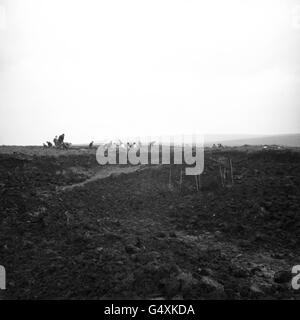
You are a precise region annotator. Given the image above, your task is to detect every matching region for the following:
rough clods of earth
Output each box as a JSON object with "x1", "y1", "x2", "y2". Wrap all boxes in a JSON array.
[{"x1": 0, "y1": 146, "x2": 299, "y2": 299}]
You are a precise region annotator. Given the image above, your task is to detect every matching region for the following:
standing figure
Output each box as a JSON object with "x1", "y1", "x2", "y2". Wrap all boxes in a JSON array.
[
  {"x1": 57, "y1": 134, "x2": 65, "y2": 147},
  {"x1": 53, "y1": 136, "x2": 58, "y2": 147}
]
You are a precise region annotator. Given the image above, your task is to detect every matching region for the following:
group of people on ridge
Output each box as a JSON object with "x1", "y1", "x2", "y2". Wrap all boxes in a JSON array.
[{"x1": 43, "y1": 134, "x2": 71, "y2": 149}]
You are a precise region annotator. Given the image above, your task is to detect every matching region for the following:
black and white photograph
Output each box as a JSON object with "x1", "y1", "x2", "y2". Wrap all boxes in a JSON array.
[{"x1": 0, "y1": 0, "x2": 300, "y2": 303}]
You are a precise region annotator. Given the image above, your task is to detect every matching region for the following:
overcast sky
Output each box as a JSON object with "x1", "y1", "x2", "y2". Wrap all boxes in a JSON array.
[{"x1": 0, "y1": 0, "x2": 300, "y2": 145}]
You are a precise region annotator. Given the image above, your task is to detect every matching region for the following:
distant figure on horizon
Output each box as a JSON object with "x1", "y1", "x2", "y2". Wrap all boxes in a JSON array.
[
  {"x1": 89, "y1": 141, "x2": 94, "y2": 148},
  {"x1": 58, "y1": 134, "x2": 65, "y2": 145},
  {"x1": 53, "y1": 136, "x2": 58, "y2": 147}
]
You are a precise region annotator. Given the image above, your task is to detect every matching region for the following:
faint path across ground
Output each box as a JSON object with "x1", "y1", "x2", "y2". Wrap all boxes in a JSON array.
[{"x1": 60, "y1": 165, "x2": 144, "y2": 191}]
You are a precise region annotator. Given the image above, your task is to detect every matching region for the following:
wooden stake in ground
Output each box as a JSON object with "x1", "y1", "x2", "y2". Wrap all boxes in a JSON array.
[
  {"x1": 198, "y1": 174, "x2": 201, "y2": 190},
  {"x1": 195, "y1": 175, "x2": 199, "y2": 191},
  {"x1": 219, "y1": 165, "x2": 224, "y2": 187},
  {"x1": 230, "y1": 158, "x2": 234, "y2": 185},
  {"x1": 179, "y1": 167, "x2": 183, "y2": 190}
]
